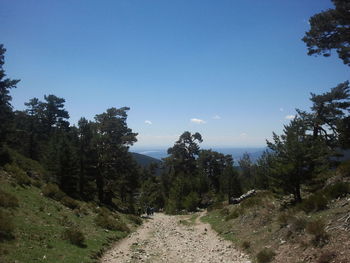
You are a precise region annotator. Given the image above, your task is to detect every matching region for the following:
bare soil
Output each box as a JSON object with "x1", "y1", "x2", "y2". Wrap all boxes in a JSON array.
[{"x1": 101, "y1": 212, "x2": 251, "y2": 263}]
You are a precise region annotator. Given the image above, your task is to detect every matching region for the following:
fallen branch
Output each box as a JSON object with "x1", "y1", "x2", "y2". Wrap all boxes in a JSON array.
[{"x1": 229, "y1": 189, "x2": 256, "y2": 205}]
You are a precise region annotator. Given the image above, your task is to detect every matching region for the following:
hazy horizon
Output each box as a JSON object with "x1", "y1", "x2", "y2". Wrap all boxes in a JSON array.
[{"x1": 131, "y1": 145, "x2": 267, "y2": 161}]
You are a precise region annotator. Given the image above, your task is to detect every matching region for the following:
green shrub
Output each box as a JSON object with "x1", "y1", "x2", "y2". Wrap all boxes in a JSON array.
[
  {"x1": 324, "y1": 182, "x2": 349, "y2": 199},
  {"x1": 219, "y1": 207, "x2": 229, "y2": 215},
  {"x1": 60, "y1": 196, "x2": 80, "y2": 209},
  {"x1": 306, "y1": 219, "x2": 329, "y2": 246},
  {"x1": 7, "y1": 148, "x2": 46, "y2": 176},
  {"x1": 58, "y1": 215, "x2": 74, "y2": 227},
  {"x1": 183, "y1": 192, "x2": 199, "y2": 212},
  {"x1": 78, "y1": 205, "x2": 89, "y2": 216},
  {"x1": 0, "y1": 210, "x2": 15, "y2": 241},
  {"x1": 127, "y1": 214, "x2": 142, "y2": 225},
  {"x1": 225, "y1": 208, "x2": 242, "y2": 221},
  {"x1": 240, "y1": 191, "x2": 273, "y2": 210},
  {"x1": 42, "y1": 183, "x2": 65, "y2": 201},
  {"x1": 165, "y1": 199, "x2": 177, "y2": 214},
  {"x1": 98, "y1": 207, "x2": 120, "y2": 219},
  {"x1": 95, "y1": 209, "x2": 129, "y2": 232},
  {"x1": 62, "y1": 227, "x2": 85, "y2": 247},
  {"x1": 240, "y1": 196, "x2": 263, "y2": 209},
  {"x1": 31, "y1": 179, "x2": 43, "y2": 188},
  {"x1": 0, "y1": 189, "x2": 19, "y2": 209},
  {"x1": 256, "y1": 248, "x2": 275, "y2": 263},
  {"x1": 4, "y1": 164, "x2": 31, "y2": 186},
  {"x1": 299, "y1": 193, "x2": 328, "y2": 213},
  {"x1": 207, "y1": 202, "x2": 223, "y2": 212}
]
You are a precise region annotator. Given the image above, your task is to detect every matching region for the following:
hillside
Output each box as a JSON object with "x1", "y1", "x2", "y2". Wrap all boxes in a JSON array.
[
  {"x1": 201, "y1": 164, "x2": 350, "y2": 263},
  {"x1": 0, "y1": 155, "x2": 142, "y2": 263},
  {"x1": 131, "y1": 152, "x2": 162, "y2": 168}
]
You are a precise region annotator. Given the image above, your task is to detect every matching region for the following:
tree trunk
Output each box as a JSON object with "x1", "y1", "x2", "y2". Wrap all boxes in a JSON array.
[
  {"x1": 96, "y1": 170, "x2": 104, "y2": 204},
  {"x1": 294, "y1": 185, "x2": 302, "y2": 203}
]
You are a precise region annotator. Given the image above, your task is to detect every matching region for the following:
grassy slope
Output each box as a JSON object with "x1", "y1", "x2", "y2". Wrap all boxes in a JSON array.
[
  {"x1": 202, "y1": 188, "x2": 350, "y2": 263},
  {"x1": 0, "y1": 171, "x2": 138, "y2": 263}
]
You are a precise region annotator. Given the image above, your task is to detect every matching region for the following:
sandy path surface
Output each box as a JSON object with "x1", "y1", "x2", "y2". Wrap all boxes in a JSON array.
[{"x1": 101, "y1": 212, "x2": 251, "y2": 263}]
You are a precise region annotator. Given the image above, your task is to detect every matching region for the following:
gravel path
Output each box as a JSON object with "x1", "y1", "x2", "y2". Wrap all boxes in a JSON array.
[{"x1": 101, "y1": 212, "x2": 251, "y2": 263}]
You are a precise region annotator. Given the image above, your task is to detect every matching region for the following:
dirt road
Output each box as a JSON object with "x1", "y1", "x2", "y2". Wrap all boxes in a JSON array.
[{"x1": 101, "y1": 212, "x2": 251, "y2": 263}]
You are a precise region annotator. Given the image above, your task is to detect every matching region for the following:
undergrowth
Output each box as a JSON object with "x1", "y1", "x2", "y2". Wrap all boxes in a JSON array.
[{"x1": 0, "y1": 173, "x2": 136, "y2": 263}]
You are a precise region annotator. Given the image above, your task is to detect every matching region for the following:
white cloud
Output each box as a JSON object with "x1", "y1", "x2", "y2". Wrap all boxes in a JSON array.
[
  {"x1": 240, "y1": 132, "x2": 247, "y2": 137},
  {"x1": 279, "y1": 108, "x2": 284, "y2": 112},
  {"x1": 190, "y1": 118, "x2": 206, "y2": 124},
  {"x1": 285, "y1": 115, "x2": 295, "y2": 120},
  {"x1": 212, "y1": 115, "x2": 221, "y2": 120},
  {"x1": 144, "y1": 120, "x2": 152, "y2": 125}
]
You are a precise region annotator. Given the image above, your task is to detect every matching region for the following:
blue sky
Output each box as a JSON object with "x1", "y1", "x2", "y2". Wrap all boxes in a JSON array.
[{"x1": 1, "y1": 0, "x2": 349, "y2": 148}]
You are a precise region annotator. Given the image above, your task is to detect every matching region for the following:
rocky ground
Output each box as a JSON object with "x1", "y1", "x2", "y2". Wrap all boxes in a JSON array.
[{"x1": 101, "y1": 212, "x2": 251, "y2": 263}]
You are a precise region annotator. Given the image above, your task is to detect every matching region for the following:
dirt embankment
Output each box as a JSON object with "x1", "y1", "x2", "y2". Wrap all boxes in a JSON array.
[{"x1": 101, "y1": 212, "x2": 250, "y2": 263}]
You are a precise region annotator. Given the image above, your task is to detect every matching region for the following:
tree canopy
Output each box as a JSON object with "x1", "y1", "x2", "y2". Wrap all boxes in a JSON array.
[
  {"x1": 0, "y1": 45, "x2": 19, "y2": 146},
  {"x1": 302, "y1": 0, "x2": 350, "y2": 66}
]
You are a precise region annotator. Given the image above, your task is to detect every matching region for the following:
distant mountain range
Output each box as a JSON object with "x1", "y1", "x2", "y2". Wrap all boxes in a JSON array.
[
  {"x1": 131, "y1": 148, "x2": 350, "y2": 169},
  {"x1": 130, "y1": 152, "x2": 162, "y2": 167},
  {"x1": 131, "y1": 147, "x2": 267, "y2": 164},
  {"x1": 130, "y1": 152, "x2": 163, "y2": 176}
]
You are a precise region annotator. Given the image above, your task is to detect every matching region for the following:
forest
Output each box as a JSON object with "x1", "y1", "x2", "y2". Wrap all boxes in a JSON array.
[
  {"x1": 1, "y1": 0, "x2": 350, "y2": 262},
  {"x1": 1, "y1": 38, "x2": 349, "y2": 213}
]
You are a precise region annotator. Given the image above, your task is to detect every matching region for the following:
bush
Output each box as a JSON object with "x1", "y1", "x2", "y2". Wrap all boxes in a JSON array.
[
  {"x1": 225, "y1": 208, "x2": 242, "y2": 221},
  {"x1": 299, "y1": 193, "x2": 328, "y2": 213},
  {"x1": 324, "y1": 182, "x2": 349, "y2": 199},
  {"x1": 7, "y1": 148, "x2": 46, "y2": 176},
  {"x1": 306, "y1": 219, "x2": 329, "y2": 246},
  {"x1": 240, "y1": 191, "x2": 273, "y2": 209},
  {"x1": 240, "y1": 196, "x2": 263, "y2": 209},
  {"x1": 277, "y1": 211, "x2": 293, "y2": 227},
  {"x1": 0, "y1": 210, "x2": 15, "y2": 241},
  {"x1": 207, "y1": 202, "x2": 224, "y2": 212},
  {"x1": 60, "y1": 196, "x2": 80, "y2": 209},
  {"x1": 165, "y1": 199, "x2": 177, "y2": 214},
  {"x1": 4, "y1": 164, "x2": 31, "y2": 186},
  {"x1": 127, "y1": 214, "x2": 142, "y2": 225},
  {"x1": 183, "y1": 192, "x2": 200, "y2": 212},
  {"x1": 0, "y1": 189, "x2": 19, "y2": 209},
  {"x1": 219, "y1": 207, "x2": 229, "y2": 216},
  {"x1": 62, "y1": 227, "x2": 85, "y2": 247},
  {"x1": 31, "y1": 179, "x2": 43, "y2": 188},
  {"x1": 42, "y1": 184, "x2": 65, "y2": 201},
  {"x1": 95, "y1": 209, "x2": 129, "y2": 232},
  {"x1": 256, "y1": 248, "x2": 275, "y2": 263},
  {"x1": 58, "y1": 215, "x2": 74, "y2": 227},
  {"x1": 289, "y1": 216, "x2": 307, "y2": 232}
]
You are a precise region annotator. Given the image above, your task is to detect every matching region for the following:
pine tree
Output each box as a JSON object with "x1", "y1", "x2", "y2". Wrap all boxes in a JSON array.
[
  {"x1": 267, "y1": 117, "x2": 328, "y2": 203},
  {"x1": 302, "y1": 0, "x2": 350, "y2": 66},
  {"x1": 0, "y1": 44, "x2": 19, "y2": 164},
  {"x1": 94, "y1": 107, "x2": 137, "y2": 205}
]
